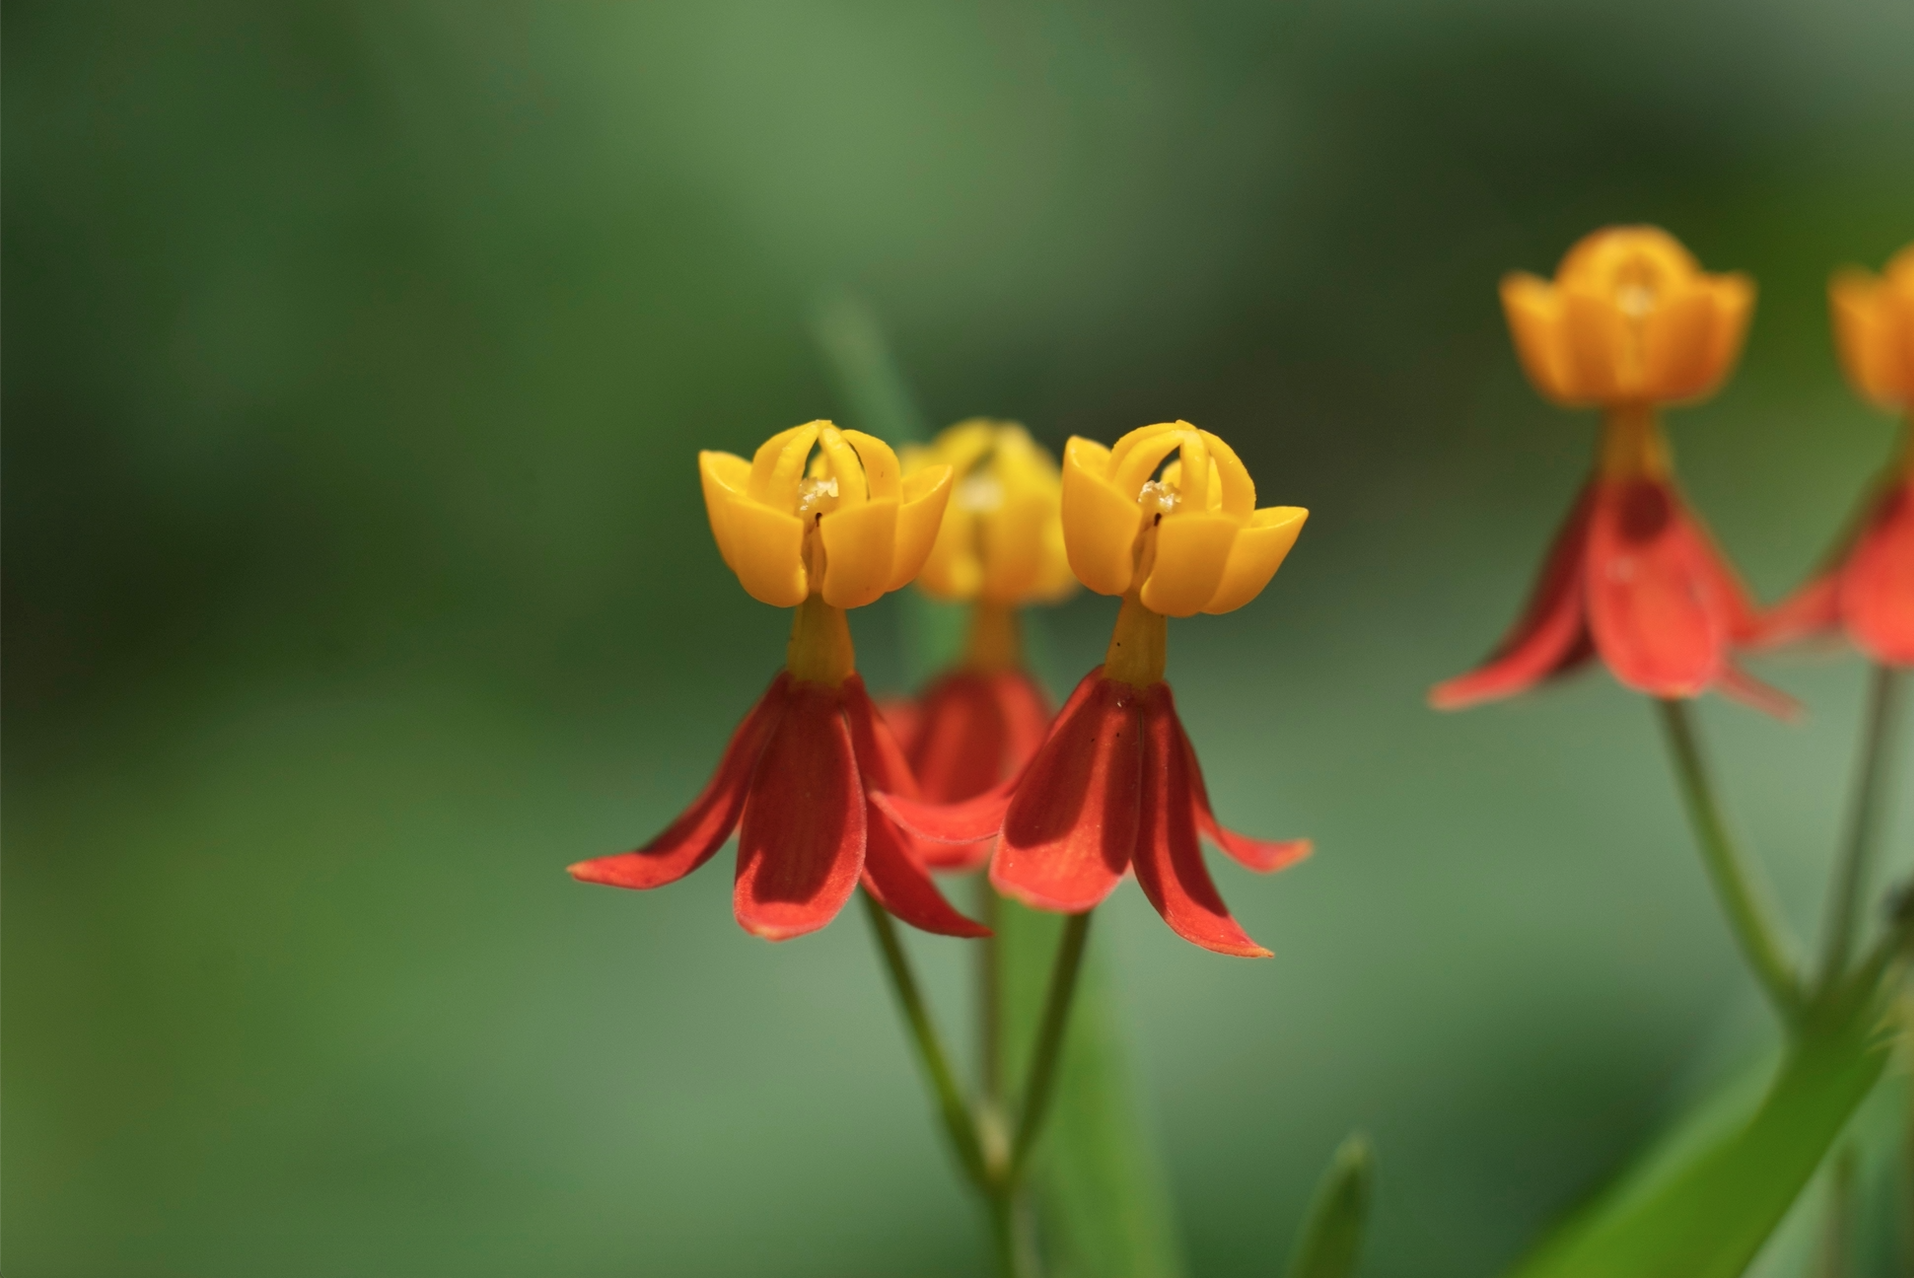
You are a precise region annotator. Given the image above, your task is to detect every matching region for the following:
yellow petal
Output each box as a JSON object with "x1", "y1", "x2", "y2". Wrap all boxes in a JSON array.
[
  {"x1": 1641, "y1": 285, "x2": 1717, "y2": 401},
  {"x1": 915, "y1": 502, "x2": 979, "y2": 600},
  {"x1": 1139, "y1": 511, "x2": 1239, "y2": 618},
  {"x1": 888, "y1": 463, "x2": 953, "y2": 592},
  {"x1": 749, "y1": 422, "x2": 822, "y2": 511},
  {"x1": 723, "y1": 491, "x2": 810, "y2": 608},
  {"x1": 1561, "y1": 290, "x2": 1628, "y2": 402},
  {"x1": 979, "y1": 480, "x2": 1051, "y2": 603},
  {"x1": 699, "y1": 450, "x2": 751, "y2": 571},
  {"x1": 820, "y1": 497, "x2": 899, "y2": 608},
  {"x1": 1061, "y1": 436, "x2": 1143, "y2": 597},
  {"x1": 1697, "y1": 273, "x2": 1754, "y2": 400},
  {"x1": 1202, "y1": 506, "x2": 1308, "y2": 615},
  {"x1": 839, "y1": 429, "x2": 901, "y2": 502},
  {"x1": 1831, "y1": 269, "x2": 1898, "y2": 407},
  {"x1": 1501, "y1": 273, "x2": 1573, "y2": 403}
]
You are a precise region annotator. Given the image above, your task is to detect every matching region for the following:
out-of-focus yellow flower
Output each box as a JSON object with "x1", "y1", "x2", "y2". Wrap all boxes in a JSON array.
[
  {"x1": 700, "y1": 421, "x2": 953, "y2": 610},
  {"x1": 1501, "y1": 226, "x2": 1754, "y2": 407},
  {"x1": 903, "y1": 419, "x2": 1075, "y2": 606},
  {"x1": 1060, "y1": 421, "x2": 1306, "y2": 619},
  {"x1": 1830, "y1": 244, "x2": 1914, "y2": 410}
]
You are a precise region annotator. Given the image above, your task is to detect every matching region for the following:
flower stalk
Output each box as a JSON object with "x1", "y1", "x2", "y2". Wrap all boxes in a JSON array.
[
  {"x1": 1817, "y1": 663, "x2": 1907, "y2": 993},
  {"x1": 1655, "y1": 698, "x2": 1805, "y2": 1024}
]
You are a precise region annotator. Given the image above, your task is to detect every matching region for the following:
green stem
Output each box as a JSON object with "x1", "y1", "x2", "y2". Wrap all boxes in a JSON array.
[
  {"x1": 1655, "y1": 699, "x2": 1805, "y2": 1025},
  {"x1": 861, "y1": 892, "x2": 989, "y2": 1187},
  {"x1": 1009, "y1": 910, "x2": 1093, "y2": 1183},
  {"x1": 1818, "y1": 664, "x2": 1906, "y2": 992}
]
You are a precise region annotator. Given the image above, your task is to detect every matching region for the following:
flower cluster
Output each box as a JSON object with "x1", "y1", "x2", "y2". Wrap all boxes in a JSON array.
[{"x1": 575, "y1": 410, "x2": 1315, "y2": 957}]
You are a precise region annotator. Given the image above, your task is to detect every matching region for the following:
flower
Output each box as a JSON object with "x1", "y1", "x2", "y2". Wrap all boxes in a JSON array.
[
  {"x1": 1754, "y1": 246, "x2": 1914, "y2": 665},
  {"x1": 906, "y1": 418, "x2": 1076, "y2": 607},
  {"x1": 887, "y1": 421, "x2": 1071, "y2": 872},
  {"x1": 1430, "y1": 226, "x2": 1790, "y2": 714},
  {"x1": 570, "y1": 421, "x2": 989, "y2": 941},
  {"x1": 879, "y1": 422, "x2": 1311, "y2": 957}
]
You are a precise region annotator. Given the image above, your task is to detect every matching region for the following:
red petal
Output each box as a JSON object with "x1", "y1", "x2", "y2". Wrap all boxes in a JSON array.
[
  {"x1": 841, "y1": 675, "x2": 990, "y2": 871},
  {"x1": 876, "y1": 696, "x2": 923, "y2": 756},
  {"x1": 1716, "y1": 663, "x2": 1802, "y2": 721},
  {"x1": 911, "y1": 673, "x2": 1011, "y2": 802},
  {"x1": 569, "y1": 676, "x2": 788, "y2": 889},
  {"x1": 901, "y1": 671, "x2": 1056, "y2": 871},
  {"x1": 1680, "y1": 512, "x2": 1764, "y2": 643},
  {"x1": 991, "y1": 672, "x2": 1054, "y2": 779},
  {"x1": 991, "y1": 672, "x2": 1142, "y2": 913},
  {"x1": 733, "y1": 684, "x2": 866, "y2": 940},
  {"x1": 1585, "y1": 478, "x2": 1726, "y2": 698},
  {"x1": 1841, "y1": 477, "x2": 1914, "y2": 666},
  {"x1": 1430, "y1": 482, "x2": 1596, "y2": 709},
  {"x1": 860, "y1": 807, "x2": 991, "y2": 938},
  {"x1": 873, "y1": 779, "x2": 1016, "y2": 845},
  {"x1": 1161, "y1": 687, "x2": 1311, "y2": 873},
  {"x1": 1751, "y1": 575, "x2": 1841, "y2": 650},
  {"x1": 1130, "y1": 686, "x2": 1271, "y2": 957},
  {"x1": 838, "y1": 675, "x2": 919, "y2": 801}
]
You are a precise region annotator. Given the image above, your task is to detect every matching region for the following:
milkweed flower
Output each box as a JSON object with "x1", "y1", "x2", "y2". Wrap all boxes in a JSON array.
[
  {"x1": 886, "y1": 421, "x2": 1073, "y2": 872},
  {"x1": 569, "y1": 420, "x2": 989, "y2": 941},
  {"x1": 1431, "y1": 225, "x2": 1789, "y2": 714},
  {"x1": 1754, "y1": 246, "x2": 1914, "y2": 665},
  {"x1": 881, "y1": 422, "x2": 1310, "y2": 957}
]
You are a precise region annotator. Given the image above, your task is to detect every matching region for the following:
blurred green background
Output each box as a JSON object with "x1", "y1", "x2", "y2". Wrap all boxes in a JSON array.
[{"x1": 6, "y1": 2, "x2": 1913, "y2": 1274}]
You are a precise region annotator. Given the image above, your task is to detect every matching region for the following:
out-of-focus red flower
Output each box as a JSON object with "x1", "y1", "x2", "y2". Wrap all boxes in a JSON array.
[
  {"x1": 900, "y1": 665, "x2": 1051, "y2": 872},
  {"x1": 1430, "y1": 226, "x2": 1790, "y2": 715},
  {"x1": 569, "y1": 421, "x2": 985, "y2": 941},
  {"x1": 1753, "y1": 247, "x2": 1914, "y2": 666},
  {"x1": 887, "y1": 420, "x2": 1077, "y2": 872},
  {"x1": 883, "y1": 421, "x2": 1311, "y2": 957}
]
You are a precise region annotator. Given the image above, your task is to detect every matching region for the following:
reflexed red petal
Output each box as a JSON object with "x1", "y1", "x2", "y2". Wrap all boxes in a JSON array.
[
  {"x1": 860, "y1": 807, "x2": 991, "y2": 938},
  {"x1": 734, "y1": 684, "x2": 866, "y2": 940},
  {"x1": 912, "y1": 673, "x2": 1009, "y2": 802},
  {"x1": 904, "y1": 671, "x2": 1056, "y2": 871},
  {"x1": 1161, "y1": 691, "x2": 1311, "y2": 873},
  {"x1": 1680, "y1": 512, "x2": 1764, "y2": 643},
  {"x1": 1841, "y1": 478, "x2": 1914, "y2": 666},
  {"x1": 992, "y1": 672, "x2": 1054, "y2": 779},
  {"x1": 839, "y1": 675, "x2": 919, "y2": 801},
  {"x1": 874, "y1": 778, "x2": 1016, "y2": 844},
  {"x1": 1130, "y1": 686, "x2": 1271, "y2": 957},
  {"x1": 992, "y1": 672, "x2": 1142, "y2": 914},
  {"x1": 1751, "y1": 575, "x2": 1841, "y2": 651},
  {"x1": 1585, "y1": 478, "x2": 1725, "y2": 698},
  {"x1": 569, "y1": 676, "x2": 788, "y2": 889},
  {"x1": 876, "y1": 696, "x2": 923, "y2": 755},
  {"x1": 1430, "y1": 482, "x2": 1597, "y2": 709},
  {"x1": 1716, "y1": 664, "x2": 1802, "y2": 721}
]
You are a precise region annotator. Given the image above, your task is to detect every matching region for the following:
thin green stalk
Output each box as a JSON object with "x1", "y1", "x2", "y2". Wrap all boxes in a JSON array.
[
  {"x1": 1818, "y1": 664, "x2": 1906, "y2": 992},
  {"x1": 861, "y1": 892, "x2": 989, "y2": 1187},
  {"x1": 979, "y1": 878, "x2": 1005, "y2": 1107},
  {"x1": 1656, "y1": 699, "x2": 1805, "y2": 1025},
  {"x1": 1008, "y1": 910, "x2": 1093, "y2": 1183}
]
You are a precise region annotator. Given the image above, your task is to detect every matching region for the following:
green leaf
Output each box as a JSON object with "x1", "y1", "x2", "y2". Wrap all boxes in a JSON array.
[
  {"x1": 1506, "y1": 999, "x2": 1896, "y2": 1278},
  {"x1": 999, "y1": 899, "x2": 1188, "y2": 1278},
  {"x1": 1283, "y1": 1135, "x2": 1374, "y2": 1278}
]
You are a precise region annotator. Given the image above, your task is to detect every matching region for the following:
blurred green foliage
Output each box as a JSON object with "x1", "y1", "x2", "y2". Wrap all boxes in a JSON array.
[{"x1": 5, "y1": 2, "x2": 1913, "y2": 1275}]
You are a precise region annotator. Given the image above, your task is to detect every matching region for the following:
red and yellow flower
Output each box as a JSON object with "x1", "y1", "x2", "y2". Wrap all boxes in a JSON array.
[
  {"x1": 1754, "y1": 246, "x2": 1914, "y2": 665},
  {"x1": 883, "y1": 421, "x2": 1074, "y2": 872},
  {"x1": 569, "y1": 421, "x2": 989, "y2": 941},
  {"x1": 1431, "y1": 226, "x2": 1788, "y2": 713},
  {"x1": 881, "y1": 422, "x2": 1311, "y2": 957}
]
